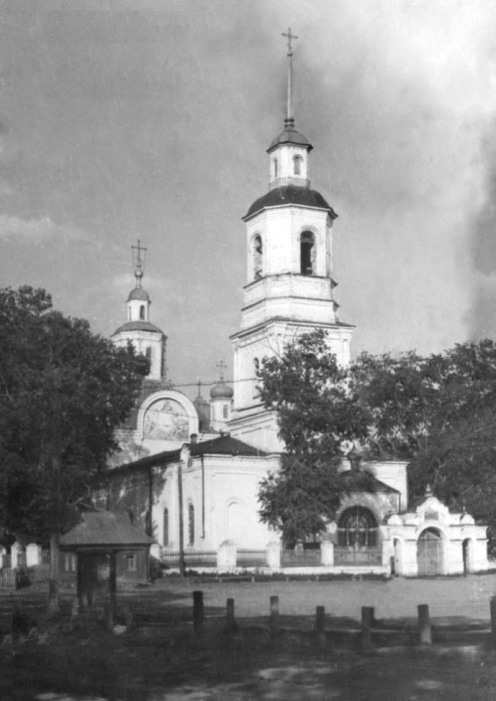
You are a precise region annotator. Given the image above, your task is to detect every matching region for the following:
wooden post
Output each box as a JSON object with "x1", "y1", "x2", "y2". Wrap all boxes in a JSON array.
[
  {"x1": 490, "y1": 596, "x2": 496, "y2": 648},
  {"x1": 193, "y1": 590, "x2": 204, "y2": 631},
  {"x1": 361, "y1": 606, "x2": 374, "y2": 652},
  {"x1": 226, "y1": 597, "x2": 237, "y2": 632},
  {"x1": 315, "y1": 605, "x2": 326, "y2": 646},
  {"x1": 107, "y1": 551, "x2": 117, "y2": 629},
  {"x1": 418, "y1": 604, "x2": 432, "y2": 645},
  {"x1": 270, "y1": 595, "x2": 279, "y2": 635},
  {"x1": 76, "y1": 553, "x2": 83, "y2": 612}
]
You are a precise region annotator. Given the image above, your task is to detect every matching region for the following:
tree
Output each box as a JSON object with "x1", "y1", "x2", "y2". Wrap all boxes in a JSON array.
[
  {"x1": 0, "y1": 286, "x2": 148, "y2": 610},
  {"x1": 257, "y1": 330, "x2": 369, "y2": 545},
  {"x1": 257, "y1": 330, "x2": 496, "y2": 545}
]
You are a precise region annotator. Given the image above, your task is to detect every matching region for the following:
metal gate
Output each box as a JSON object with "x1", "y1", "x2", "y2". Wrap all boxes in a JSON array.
[{"x1": 417, "y1": 528, "x2": 443, "y2": 576}]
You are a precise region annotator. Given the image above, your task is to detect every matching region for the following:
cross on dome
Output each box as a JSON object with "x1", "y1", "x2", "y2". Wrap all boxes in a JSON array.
[{"x1": 132, "y1": 239, "x2": 147, "y2": 289}]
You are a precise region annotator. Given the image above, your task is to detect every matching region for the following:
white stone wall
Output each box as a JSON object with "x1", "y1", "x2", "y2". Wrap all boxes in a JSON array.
[
  {"x1": 269, "y1": 144, "x2": 309, "y2": 185},
  {"x1": 153, "y1": 451, "x2": 280, "y2": 551},
  {"x1": 113, "y1": 329, "x2": 165, "y2": 382},
  {"x1": 245, "y1": 206, "x2": 332, "y2": 281},
  {"x1": 364, "y1": 461, "x2": 408, "y2": 513}
]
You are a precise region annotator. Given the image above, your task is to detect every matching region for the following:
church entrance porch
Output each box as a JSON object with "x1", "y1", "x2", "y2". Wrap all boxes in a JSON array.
[{"x1": 417, "y1": 527, "x2": 444, "y2": 576}]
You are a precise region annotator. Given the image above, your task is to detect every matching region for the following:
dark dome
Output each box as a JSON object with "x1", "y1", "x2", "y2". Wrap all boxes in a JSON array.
[
  {"x1": 244, "y1": 185, "x2": 337, "y2": 221},
  {"x1": 127, "y1": 287, "x2": 150, "y2": 302},
  {"x1": 112, "y1": 320, "x2": 164, "y2": 336},
  {"x1": 210, "y1": 382, "x2": 234, "y2": 400},
  {"x1": 267, "y1": 125, "x2": 313, "y2": 153}
]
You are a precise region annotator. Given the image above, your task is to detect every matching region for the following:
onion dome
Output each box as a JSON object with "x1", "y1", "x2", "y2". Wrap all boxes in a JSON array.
[
  {"x1": 112, "y1": 320, "x2": 163, "y2": 336},
  {"x1": 244, "y1": 185, "x2": 337, "y2": 222},
  {"x1": 210, "y1": 381, "x2": 234, "y2": 400},
  {"x1": 127, "y1": 287, "x2": 150, "y2": 302},
  {"x1": 267, "y1": 124, "x2": 312, "y2": 153}
]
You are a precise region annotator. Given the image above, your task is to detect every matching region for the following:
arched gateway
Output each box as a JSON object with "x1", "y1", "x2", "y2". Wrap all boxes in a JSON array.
[{"x1": 417, "y1": 527, "x2": 444, "y2": 576}]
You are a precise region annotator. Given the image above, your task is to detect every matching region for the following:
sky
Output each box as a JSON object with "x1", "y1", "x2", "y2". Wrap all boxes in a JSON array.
[{"x1": 1, "y1": 0, "x2": 496, "y2": 396}]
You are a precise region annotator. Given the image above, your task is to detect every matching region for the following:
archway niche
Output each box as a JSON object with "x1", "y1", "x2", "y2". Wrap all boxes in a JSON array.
[
  {"x1": 417, "y1": 527, "x2": 444, "y2": 576},
  {"x1": 300, "y1": 231, "x2": 316, "y2": 275}
]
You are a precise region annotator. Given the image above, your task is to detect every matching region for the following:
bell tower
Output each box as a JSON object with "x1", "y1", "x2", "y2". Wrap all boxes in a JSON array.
[
  {"x1": 229, "y1": 30, "x2": 354, "y2": 452},
  {"x1": 112, "y1": 240, "x2": 167, "y2": 383}
]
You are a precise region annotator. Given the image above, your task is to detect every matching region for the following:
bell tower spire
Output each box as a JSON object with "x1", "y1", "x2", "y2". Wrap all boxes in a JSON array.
[
  {"x1": 229, "y1": 31, "x2": 354, "y2": 453},
  {"x1": 282, "y1": 27, "x2": 298, "y2": 128}
]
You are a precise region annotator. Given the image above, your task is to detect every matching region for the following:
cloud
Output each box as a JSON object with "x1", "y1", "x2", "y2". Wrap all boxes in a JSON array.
[
  {"x1": 0, "y1": 215, "x2": 88, "y2": 243},
  {"x1": 260, "y1": 0, "x2": 496, "y2": 355}
]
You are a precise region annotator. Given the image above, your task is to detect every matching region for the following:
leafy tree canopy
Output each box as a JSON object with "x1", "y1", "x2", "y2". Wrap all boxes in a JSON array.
[
  {"x1": 0, "y1": 285, "x2": 149, "y2": 543},
  {"x1": 257, "y1": 330, "x2": 496, "y2": 545}
]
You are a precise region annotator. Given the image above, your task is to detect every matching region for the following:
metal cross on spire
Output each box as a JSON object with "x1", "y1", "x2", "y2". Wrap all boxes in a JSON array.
[
  {"x1": 216, "y1": 360, "x2": 227, "y2": 382},
  {"x1": 282, "y1": 27, "x2": 298, "y2": 56},
  {"x1": 131, "y1": 239, "x2": 147, "y2": 288},
  {"x1": 282, "y1": 27, "x2": 298, "y2": 127}
]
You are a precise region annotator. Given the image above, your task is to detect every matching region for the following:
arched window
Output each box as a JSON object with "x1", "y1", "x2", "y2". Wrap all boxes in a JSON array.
[
  {"x1": 252, "y1": 235, "x2": 263, "y2": 280},
  {"x1": 300, "y1": 231, "x2": 316, "y2": 276},
  {"x1": 188, "y1": 503, "x2": 195, "y2": 546},
  {"x1": 139, "y1": 305, "x2": 145, "y2": 320},
  {"x1": 223, "y1": 404, "x2": 228, "y2": 419},
  {"x1": 293, "y1": 155, "x2": 302, "y2": 175},
  {"x1": 273, "y1": 158, "x2": 278, "y2": 178},
  {"x1": 163, "y1": 507, "x2": 169, "y2": 546},
  {"x1": 338, "y1": 506, "x2": 377, "y2": 548}
]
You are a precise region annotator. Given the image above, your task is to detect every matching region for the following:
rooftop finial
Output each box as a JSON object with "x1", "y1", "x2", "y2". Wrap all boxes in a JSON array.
[
  {"x1": 131, "y1": 239, "x2": 147, "y2": 289},
  {"x1": 282, "y1": 27, "x2": 298, "y2": 128},
  {"x1": 216, "y1": 359, "x2": 227, "y2": 382}
]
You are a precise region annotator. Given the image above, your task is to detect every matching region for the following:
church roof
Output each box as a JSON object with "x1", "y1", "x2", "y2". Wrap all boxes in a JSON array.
[
  {"x1": 244, "y1": 185, "x2": 337, "y2": 221},
  {"x1": 267, "y1": 125, "x2": 313, "y2": 153},
  {"x1": 191, "y1": 434, "x2": 266, "y2": 457},
  {"x1": 112, "y1": 320, "x2": 164, "y2": 336},
  {"x1": 127, "y1": 287, "x2": 150, "y2": 302},
  {"x1": 210, "y1": 381, "x2": 234, "y2": 399},
  {"x1": 60, "y1": 510, "x2": 154, "y2": 549}
]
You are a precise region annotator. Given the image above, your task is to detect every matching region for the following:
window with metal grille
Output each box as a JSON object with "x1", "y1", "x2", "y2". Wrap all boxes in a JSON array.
[{"x1": 338, "y1": 506, "x2": 378, "y2": 547}]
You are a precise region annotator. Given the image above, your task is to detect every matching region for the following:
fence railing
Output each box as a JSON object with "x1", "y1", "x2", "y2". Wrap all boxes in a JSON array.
[
  {"x1": 281, "y1": 549, "x2": 322, "y2": 567},
  {"x1": 0, "y1": 568, "x2": 16, "y2": 588},
  {"x1": 161, "y1": 550, "x2": 217, "y2": 569},
  {"x1": 334, "y1": 547, "x2": 382, "y2": 566},
  {"x1": 236, "y1": 549, "x2": 267, "y2": 568}
]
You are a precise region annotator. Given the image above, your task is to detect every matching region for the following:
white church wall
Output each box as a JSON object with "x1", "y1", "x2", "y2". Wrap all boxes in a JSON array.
[
  {"x1": 153, "y1": 453, "x2": 280, "y2": 552},
  {"x1": 363, "y1": 461, "x2": 408, "y2": 512}
]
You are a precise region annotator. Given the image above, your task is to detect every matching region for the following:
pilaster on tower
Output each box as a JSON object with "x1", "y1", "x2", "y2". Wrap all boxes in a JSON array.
[{"x1": 228, "y1": 31, "x2": 355, "y2": 453}]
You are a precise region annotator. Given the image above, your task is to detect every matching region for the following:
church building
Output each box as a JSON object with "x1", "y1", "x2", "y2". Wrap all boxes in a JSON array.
[{"x1": 95, "y1": 33, "x2": 489, "y2": 579}]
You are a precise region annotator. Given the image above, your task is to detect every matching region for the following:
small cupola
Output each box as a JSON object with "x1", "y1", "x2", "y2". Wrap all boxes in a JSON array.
[
  {"x1": 209, "y1": 361, "x2": 233, "y2": 432},
  {"x1": 268, "y1": 28, "x2": 312, "y2": 190}
]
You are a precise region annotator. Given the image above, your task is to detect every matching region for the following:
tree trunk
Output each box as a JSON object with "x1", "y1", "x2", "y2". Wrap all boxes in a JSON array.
[{"x1": 47, "y1": 531, "x2": 60, "y2": 614}]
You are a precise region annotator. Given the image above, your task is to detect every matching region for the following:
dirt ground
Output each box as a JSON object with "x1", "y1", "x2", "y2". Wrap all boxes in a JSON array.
[{"x1": 2, "y1": 573, "x2": 496, "y2": 700}]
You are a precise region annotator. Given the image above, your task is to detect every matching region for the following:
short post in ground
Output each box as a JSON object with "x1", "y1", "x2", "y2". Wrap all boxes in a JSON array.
[
  {"x1": 490, "y1": 596, "x2": 496, "y2": 649},
  {"x1": 315, "y1": 605, "x2": 327, "y2": 647},
  {"x1": 361, "y1": 606, "x2": 374, "y2": 652},
  {"x1": 417, "y1": 604, "x2": 432, "y2": 645},
  {"x1": 225, "y1": 597, "x2": 237, "y2": 633},
  {"x1": 193, "y1": 590, "x2": 204, "y2": 632},
  {"x1": 270, "y1": 595, "x2": 279, "y2": 635}
]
